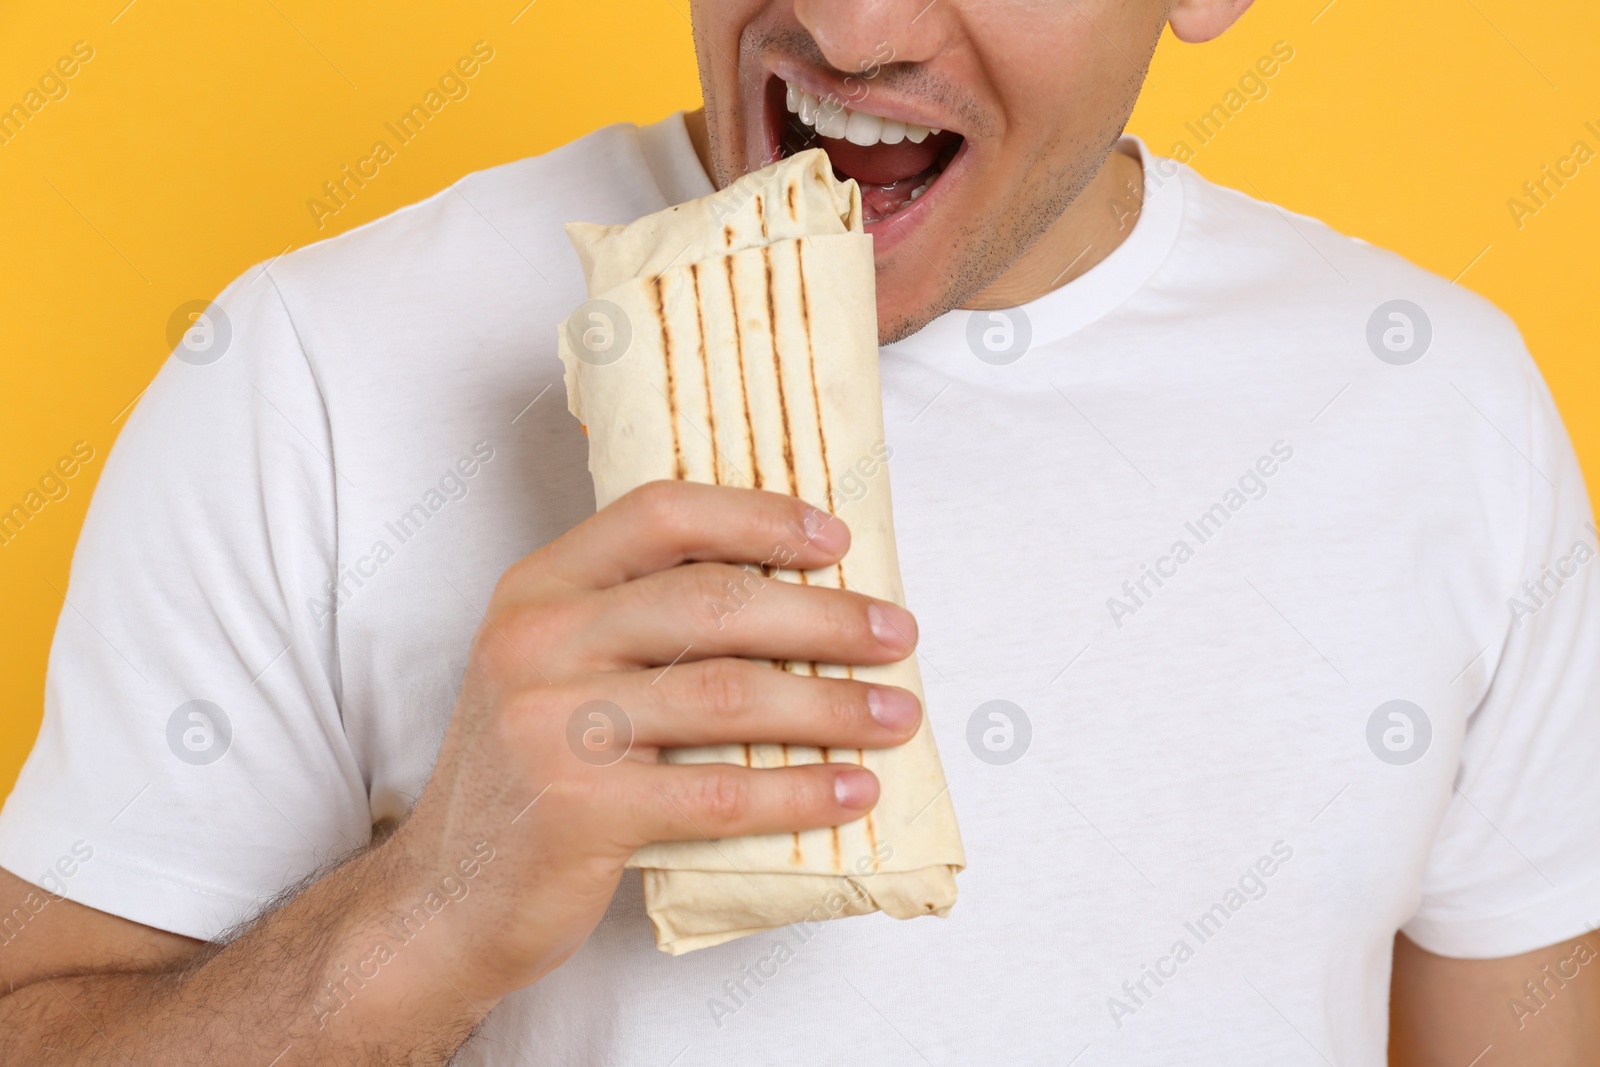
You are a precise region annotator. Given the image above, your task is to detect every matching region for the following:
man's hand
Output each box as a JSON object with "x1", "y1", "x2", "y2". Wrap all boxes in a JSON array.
[
  {"x1": 393, "y1": 479, "x2": 923, "y2": 997},
  {"x1": 0, "y1": 481, "x2": 923, "y2": 1064}
]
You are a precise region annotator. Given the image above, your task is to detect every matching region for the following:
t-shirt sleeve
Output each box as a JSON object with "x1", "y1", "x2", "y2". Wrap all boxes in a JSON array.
[
  {"x1": 1402, "y1": 352, "x2": 1600, "y2": 959},
  {"x1": 0, "y1": 267, "x2": 371, "y2": 941}
]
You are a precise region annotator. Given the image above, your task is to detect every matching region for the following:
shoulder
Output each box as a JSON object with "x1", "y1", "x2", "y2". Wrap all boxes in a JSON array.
[
  {"x1": 269, "y1": 120, "x2": 681, "y2": 308},
  {"x1": 177, "y1": 118, "x2": 703, "y2": 436},
  {"x1": 1163, "y1": 156, "x2": 1539, "y2": 408}
]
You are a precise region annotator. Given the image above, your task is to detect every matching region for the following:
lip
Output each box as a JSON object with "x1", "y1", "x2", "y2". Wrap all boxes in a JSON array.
[{"x1": 758, "y1": 61, "x2": 970, "y2": 255}]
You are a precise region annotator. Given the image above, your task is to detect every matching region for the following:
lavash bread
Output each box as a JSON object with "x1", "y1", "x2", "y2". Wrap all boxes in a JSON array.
[{"x1": 557, "y1": 149, "x2": 964, "y2": 955}]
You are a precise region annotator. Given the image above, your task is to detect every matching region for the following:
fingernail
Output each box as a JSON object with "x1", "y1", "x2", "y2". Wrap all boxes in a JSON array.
[
  {"x1": 867, "y1": 687, "x2": 920, "y2": 732},
  {"x1": 834, "y1": 769, "x2": 879, "y2": 809},
  {"x1": 802, "y1": 506, "x2": 849, "y2": 555},
  {"x1": 867, "y1": 602, "x2": 916, "y2": 651}
]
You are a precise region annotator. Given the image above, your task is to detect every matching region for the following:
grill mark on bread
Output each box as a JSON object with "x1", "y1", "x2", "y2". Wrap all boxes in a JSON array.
[
  {"x1": 794, "y1": 241, "x2": 849, "y2": 592},
  {"x1": 723, "y1": 257, "x2": 761, "y2": 491},
  {"x1": 651, "y1": 276, "x2": 686, "y2": 479},
  {"x1": 761, "y1": 246, "x2": 798, "y2": 497},
  {"x1": 690, "y1": 263, "x2": 722, "y2": 489},
  {"x1": 761, "y1": 243, "x2": 816, "y2": 678},
  {"x1": 862, "y1": 745, "x2": 879, "y2": 868},
  {"x1": 786, "y1": 181, "x2": 797, "y2": 222},
  {"x1": 695, "y1": 261, "x2": 743, "y2": 769},
  {"x1": 755, "y1": 194, "x2": 767, "y2": 241},
  {"x1": 795, "y1": 243, "x2": 839, "y2": 686}
]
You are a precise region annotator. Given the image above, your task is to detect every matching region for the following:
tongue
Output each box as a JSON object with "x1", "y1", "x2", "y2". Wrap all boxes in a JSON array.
[
  {"x1": 855, "y1": 179, "x2": 921, "y2": 222},
  {"x1": 819, "y1": 132, "x2": 951, "y2": 223}
]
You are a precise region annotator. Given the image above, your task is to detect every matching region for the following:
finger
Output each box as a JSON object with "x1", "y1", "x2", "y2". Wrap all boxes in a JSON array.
[
  {"x1": 627, "y1": 761, "x2": 880, "y2": 845},
  {"x1": 534, "y1": 481, "x2": 849, "y2": 590},
  {"x1": 594, "y1": 562, "x2": 918, "y2": 667},
  {"x1": 585, "y1": 658, "x2": 921, "y2": 749}
]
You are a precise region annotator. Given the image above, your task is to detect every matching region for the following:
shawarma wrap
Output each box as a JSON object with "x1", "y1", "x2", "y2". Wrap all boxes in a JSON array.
[{"x1": 557, "y1": 148, "x2": 964, "y2": 955}]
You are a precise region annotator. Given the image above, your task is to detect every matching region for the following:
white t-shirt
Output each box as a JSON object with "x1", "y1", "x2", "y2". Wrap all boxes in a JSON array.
[{"x1": 5, "y1": 113, "x2": 1599, "y2": 1065}]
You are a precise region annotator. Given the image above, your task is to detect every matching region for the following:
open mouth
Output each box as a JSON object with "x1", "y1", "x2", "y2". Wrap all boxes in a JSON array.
[{"x1": 765, "y1": 74, "x2": 965, "y2": 228}]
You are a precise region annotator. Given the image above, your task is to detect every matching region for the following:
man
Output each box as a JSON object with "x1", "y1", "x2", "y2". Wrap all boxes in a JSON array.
[{"x1": 1, "y1": 0, "x2": 1596, "y2": 1062}]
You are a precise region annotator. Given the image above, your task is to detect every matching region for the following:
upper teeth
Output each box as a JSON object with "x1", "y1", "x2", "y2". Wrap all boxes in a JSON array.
[{"x1": 784, "y1": 79, "x2": 939, "y2": 147}]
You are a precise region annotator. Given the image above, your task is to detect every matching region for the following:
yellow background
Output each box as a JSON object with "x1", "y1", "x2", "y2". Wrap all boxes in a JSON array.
[{"x1": 1, "y1": 0, "x2": 1595, "y2": 795}]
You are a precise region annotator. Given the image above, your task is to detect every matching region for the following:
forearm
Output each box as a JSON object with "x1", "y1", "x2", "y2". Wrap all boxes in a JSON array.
[{"x1": 0, "y1": 838, "x2": 496, "y2": 1065}]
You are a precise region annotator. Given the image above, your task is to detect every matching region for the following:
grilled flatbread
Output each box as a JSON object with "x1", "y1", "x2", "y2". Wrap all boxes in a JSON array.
[{"x1": 558, "y1": 149, "x2": 964, "y2": 955}]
